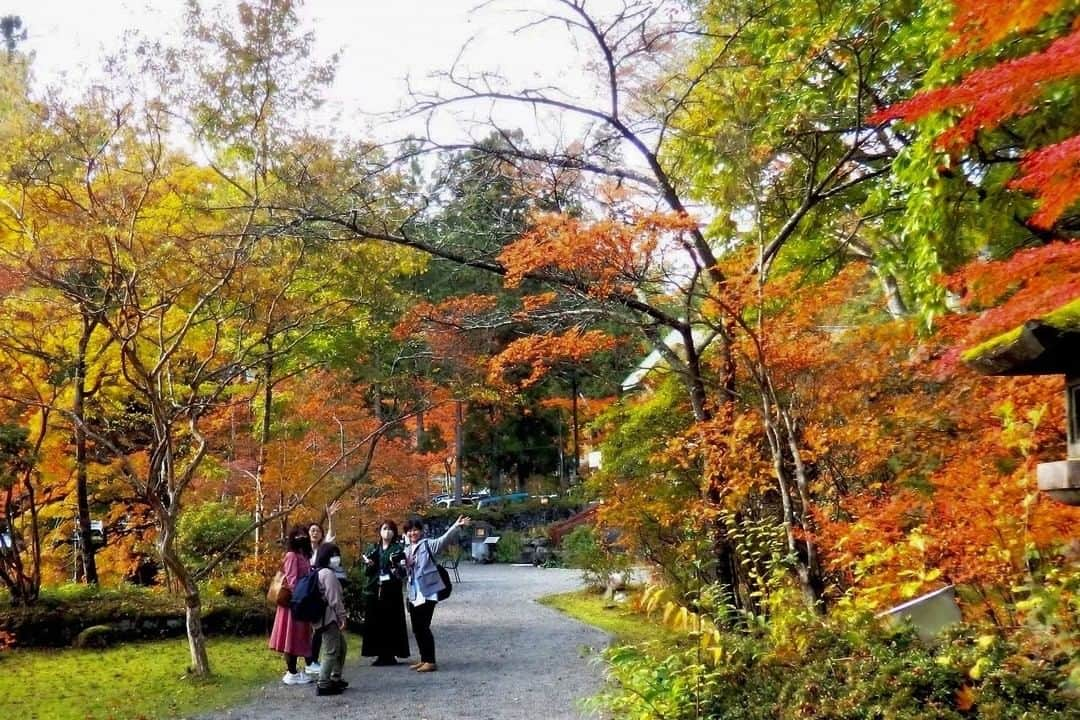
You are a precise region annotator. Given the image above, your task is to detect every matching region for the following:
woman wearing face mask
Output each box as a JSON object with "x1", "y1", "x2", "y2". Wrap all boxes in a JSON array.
[
  {"x1": 312, "y1": 542, "x2": 349, "y2": 696},
  {"x1": 360, "y1": 520, "x2": 409, "y2": 666},
  {"x1": 401, "y1": 514, "x2": 471, "y2": 672},
  {"x1": 305, "y1": 500, "x2": 341, "y2": 677},
  {"x1": 269, "y1": 525, "x2": 314, "y2": 685}
]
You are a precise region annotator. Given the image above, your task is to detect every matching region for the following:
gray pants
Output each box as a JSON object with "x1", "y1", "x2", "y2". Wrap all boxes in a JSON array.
[{"x1": 318, "y1": 623, "x2": 347, "y2": 684}]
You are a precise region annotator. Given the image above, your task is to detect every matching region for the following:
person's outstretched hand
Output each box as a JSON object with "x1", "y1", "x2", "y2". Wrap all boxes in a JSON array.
[
  {"x1": 455, "y1": 515, "x2": 472, "y2": 527},
  {"x1": 326, "y1": 499, "x2": 343, "y2": 517}
]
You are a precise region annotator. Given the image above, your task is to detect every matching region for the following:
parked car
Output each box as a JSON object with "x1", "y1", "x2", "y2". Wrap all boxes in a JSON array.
[{"x1": 475, "y1": 492, "x2": 530, "y2": 509}]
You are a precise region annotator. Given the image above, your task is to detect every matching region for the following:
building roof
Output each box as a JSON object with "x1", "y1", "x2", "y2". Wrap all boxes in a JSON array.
[{"x1": 620, "y1": 327, "x2": 715, "y2": 391}]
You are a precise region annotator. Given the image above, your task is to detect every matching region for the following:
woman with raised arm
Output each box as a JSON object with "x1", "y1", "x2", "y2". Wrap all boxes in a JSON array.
[
  {"x1": 304, "y1": 500, "x2": 342, "y2": 677},
  {"x1": 401, "y1": 514, "x2": 472, "y2": 673}
]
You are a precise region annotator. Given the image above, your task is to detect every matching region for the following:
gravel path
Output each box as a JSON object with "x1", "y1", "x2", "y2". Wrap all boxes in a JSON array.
[{"x1": 196, "y1": 565, "x2": 611, "y2": 720}]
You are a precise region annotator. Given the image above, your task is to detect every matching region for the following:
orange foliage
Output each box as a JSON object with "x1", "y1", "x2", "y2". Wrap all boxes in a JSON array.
[
  {"x1": 693, "y1": 262, "x2": 1079, "y2": 609},
  {"x1": 487, "y1": 328, "x2": 617, "y2": 389},
  {"x1": 938, "y1": 241, "x2": 1080, "y2": 366},
  {"x1": 1011, "y1": 135, "x2": 1080, "y2": 228},
  {"x1": 948, "y1": 0, "x2": 1069, "y2": 52},
  {"x1": 518, "y1": 291, "x2": 559, "y2": 314},
  {"x1": 500, "y1": 212, "x2": 699, "y2": 297},
  {"x1": 194, "y1": 369, "x2": 441, "y2": 554},
  {"x1": 394, "y1": 295, "x2": 499, "y2": 340}
]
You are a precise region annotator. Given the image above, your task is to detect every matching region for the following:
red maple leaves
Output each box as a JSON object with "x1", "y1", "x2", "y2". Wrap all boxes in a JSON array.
[{"x1": 870, "y1": 3, "x2": 1080, "y2": 228}]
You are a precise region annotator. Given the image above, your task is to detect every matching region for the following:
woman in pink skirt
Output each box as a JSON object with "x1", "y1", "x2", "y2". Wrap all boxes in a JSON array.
[{"x1": 269, "y1": 525, "x2": 314, "y2": 684}]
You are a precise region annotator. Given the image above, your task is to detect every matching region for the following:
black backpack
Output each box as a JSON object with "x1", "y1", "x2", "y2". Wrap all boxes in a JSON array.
[
  {"x1": 289, "y1": 569, "x2": 326, "y2": 622},
  {"x1": 425, "y1": 540, "x2": 452, "y2": 601},
  {"x1": 435, "y1": 563, "x2": 452, "y2": 601}
]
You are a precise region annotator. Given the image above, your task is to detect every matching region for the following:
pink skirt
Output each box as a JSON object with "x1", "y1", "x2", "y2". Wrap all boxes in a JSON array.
[{"x1": 268, "y1": 605, "x2": 312, "y2": 656}]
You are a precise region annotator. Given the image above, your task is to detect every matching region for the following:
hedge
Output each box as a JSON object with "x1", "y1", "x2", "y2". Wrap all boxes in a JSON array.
[{"x1": 0, "y1": 593, "x2": 272, "y2": 648}]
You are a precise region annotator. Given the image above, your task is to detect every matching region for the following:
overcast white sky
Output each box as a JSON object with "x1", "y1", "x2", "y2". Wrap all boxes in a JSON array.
[{"x1": 6, "y1": 0, "x2": 602, "y2": 143}]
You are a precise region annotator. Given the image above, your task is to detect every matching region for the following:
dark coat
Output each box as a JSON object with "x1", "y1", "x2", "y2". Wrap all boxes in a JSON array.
[{"x1": 360, "y1": 541, "x2": 410, "y2": 659}]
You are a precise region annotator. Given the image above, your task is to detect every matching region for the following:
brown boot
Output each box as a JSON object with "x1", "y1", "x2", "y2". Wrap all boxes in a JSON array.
[
  {"x1": 409, "y1": 661, "x2": 423, "y2": 669},
  {"x1": 415, "y1": 662, "x2": 438, "y2": 672}
]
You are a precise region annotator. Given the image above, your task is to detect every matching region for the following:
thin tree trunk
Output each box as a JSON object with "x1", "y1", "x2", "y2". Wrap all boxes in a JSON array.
[
  {"x1": 571, "y1": 371, "x2": 580, "y2": 478},
  {"x1": 682, "y1": 329, "x2": 711, "y2": 422},
  {"x1": 74, "y1": 313, "x2": 98, "y2": 584},
  {"x1": 760, "y1": 391, "x2": 817, "y2": 605},
  {"x1": 877, "y1": 270, "x2": 908, "y2": 318},
  {"x1": 183, "y1": 583, "x2": 211, "y2": 676},
  {"x1": 160, "y1": 533, "x2": 210, "y2": 675},
  {"x1": 150, "y1": 469, "x2": 211, "y2": 676},
  {"x1": 779, "y1": 405, "x2": 820, "y2": 589},
  {"x1": 254, "y1": 352, "x2": 273, "y2": 559},
  {"x1": 454, "y1": 399, "x2": 463, "y2": 502}
]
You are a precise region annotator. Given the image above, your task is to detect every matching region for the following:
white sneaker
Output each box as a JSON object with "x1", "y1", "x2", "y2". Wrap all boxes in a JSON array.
[
  {"x1": 283, "y1": 671, "x2": 312, "y2": 685},
  {"x1": 305, "y1": 662, "x2": 322, "y2": 675}
]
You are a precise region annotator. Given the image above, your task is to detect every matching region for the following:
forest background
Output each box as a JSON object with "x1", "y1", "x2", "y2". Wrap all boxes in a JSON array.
[{"x1": 0, "y1": 0, "x2": 1078, "y2": 716}]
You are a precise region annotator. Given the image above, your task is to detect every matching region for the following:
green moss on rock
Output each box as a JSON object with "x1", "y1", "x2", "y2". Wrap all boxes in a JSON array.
[{"x1": 962, "y1": 297, "x2": 1080, "y2": 374}]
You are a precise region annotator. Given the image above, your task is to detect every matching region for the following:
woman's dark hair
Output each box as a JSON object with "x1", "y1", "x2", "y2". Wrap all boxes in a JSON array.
[
  {"x1": 377, "y1": 519, "x2": 399, "y2": 541},
  {"x1": 402, "y1": 516, "x2": 424, "y2": 533},
  {"x1": 287, "y1": 525, "x2": 312, "y2": 556},
  {"x1": 314, "y1": 542, "x2": 341, "y2": 569}
]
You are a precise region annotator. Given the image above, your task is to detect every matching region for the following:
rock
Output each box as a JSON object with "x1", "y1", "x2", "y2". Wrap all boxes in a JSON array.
[{"x1": 74, "y1": 624, "x2": 113, "y2": 649}]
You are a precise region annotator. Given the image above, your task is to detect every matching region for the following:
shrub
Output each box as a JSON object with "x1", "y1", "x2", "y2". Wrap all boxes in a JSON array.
[
  {"x1": 176, "y1": 501, "x2": 252, "y2": 574},
  {"x1": 0, "y1": 589, "x2": 270, "y2": 648},
  {"x1": 493, "y1": 530, "x2": 525, "y2": 563},
  {"x1": 343, "y1": 564, "x2": 366, "y2": 627},
  {"x1": 590, "y1": 585, "x2": 1079, "y2": 720},
  {"x1": 559, "y1": 524, "x2": 632, "y2": 590}
]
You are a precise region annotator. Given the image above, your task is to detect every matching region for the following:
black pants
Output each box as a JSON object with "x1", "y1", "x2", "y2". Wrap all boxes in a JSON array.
[
  {"x1": 307, "y1": 627, "x2": 323, "y2": 665},
  {"x1": 407, "y1": 600, "x2": 437, "y2": 663}
]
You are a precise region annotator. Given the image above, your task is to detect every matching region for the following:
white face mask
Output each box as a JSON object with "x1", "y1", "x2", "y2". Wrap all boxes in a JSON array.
[{"x1": 329, "y1": 556, "x2": 341, "y2": 569}]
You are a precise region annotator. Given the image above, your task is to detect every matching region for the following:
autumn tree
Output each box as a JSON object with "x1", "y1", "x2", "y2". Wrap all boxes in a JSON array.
[{"x1": 871, "y1": 0, "x2": 1080, "y2": 236}]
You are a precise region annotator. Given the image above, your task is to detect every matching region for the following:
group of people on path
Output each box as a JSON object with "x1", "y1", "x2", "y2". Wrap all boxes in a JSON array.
[{"x1": 268, "y1": 506, "x2": 472, "y2": 696}]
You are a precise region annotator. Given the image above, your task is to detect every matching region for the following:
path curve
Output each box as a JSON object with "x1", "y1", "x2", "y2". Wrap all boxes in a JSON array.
[{"x1": 196, "y1": 565, "x2": 610, "y2": 720}]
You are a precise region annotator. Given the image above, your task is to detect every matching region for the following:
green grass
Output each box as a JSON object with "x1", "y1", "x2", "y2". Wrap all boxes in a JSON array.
[
  {"x1": 538, "y1": 589, "x2": 680, "y2": 649},
  {"x1": 0, "y1": 633, "x2": 363, "y2": 720}
]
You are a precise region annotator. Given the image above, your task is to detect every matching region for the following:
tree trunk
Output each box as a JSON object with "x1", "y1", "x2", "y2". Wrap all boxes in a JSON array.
[
  {"x1": 876, "y1": 270, "x2": 908, "y2": 318},
  {"x1": 254, "y1": 353, "x2": 273, "y2": 559},
  {"x1": 74, "y1": 314, "x2": 99, "y2": 584},
  {"x1": 780, "y1": 405, "x2": 821, "y2": 596},
  {"x1": 571, "y1": 371, "x2": 581, "y2": 479},
  {"x1": 182, "y1": 581, "x2": 211, "y2": 676},
  {"x1": 454, "y1": 399, "x2": 464, "y2": 502},
  {"x1": 761, "y1": 393, "x2": 818, "y2": 606},
  {"x1": 159, "y1": 517, "x2": 211, "y2": 676}
]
